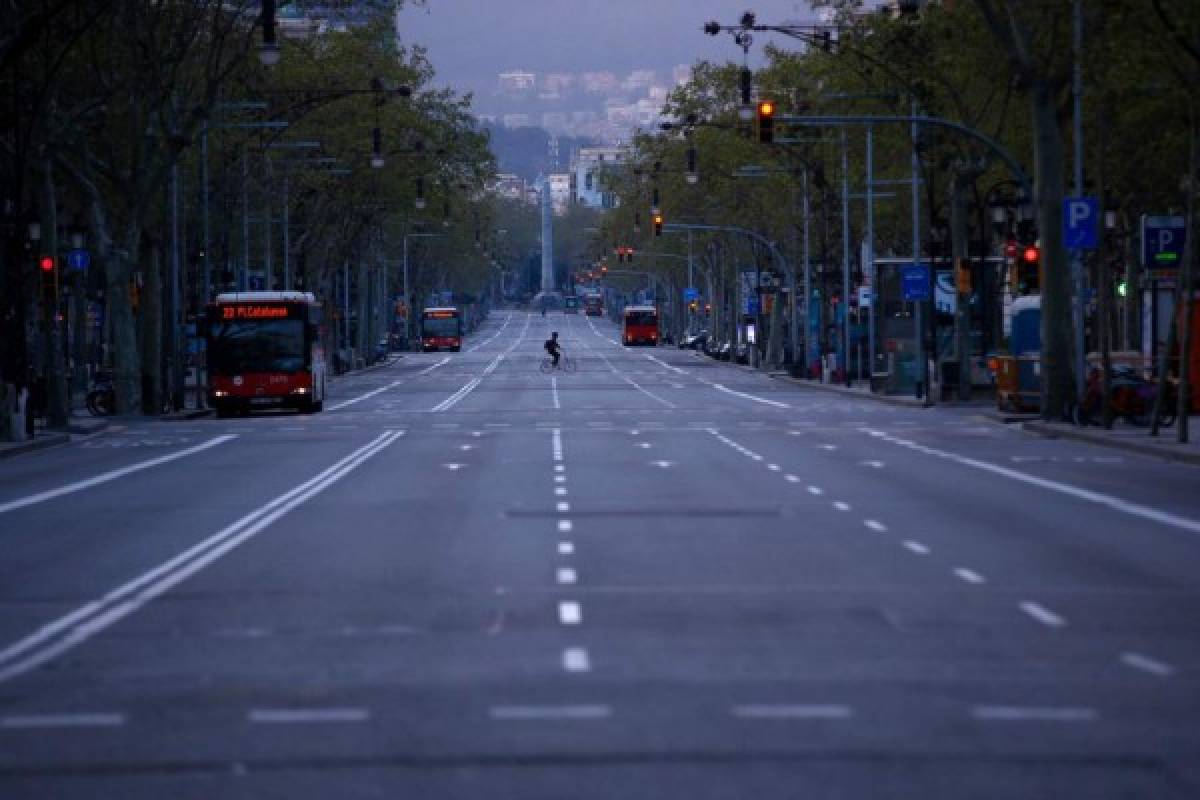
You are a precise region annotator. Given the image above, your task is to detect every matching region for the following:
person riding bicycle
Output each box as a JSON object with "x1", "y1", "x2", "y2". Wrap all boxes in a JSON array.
[{"x1": 544, "y1": 331, "x2": 562, "y2": 368}]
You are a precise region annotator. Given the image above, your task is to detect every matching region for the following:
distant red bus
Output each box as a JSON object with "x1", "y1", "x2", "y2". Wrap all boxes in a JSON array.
[
  {"x1": 623, "y1": 306, "x2": 659, "y2": 346},
  {"x1": 205, "y1": 291, "x2": 327, "y2": 417},
  {"x1": 421, "y1": 307, "x2": 462, "y2": 352}
]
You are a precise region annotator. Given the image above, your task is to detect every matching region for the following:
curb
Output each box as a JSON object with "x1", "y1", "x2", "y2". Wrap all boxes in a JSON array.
[
  {"x1": 161, "y1": 408, "x2": 215, "y2": 421},
  {"x1": 771, "y1": 374, "x2": 930, "y2": 409},
  {"x1": 1020, "y1": 420, "x2": 1200, "y2": 466},
  {"x1": 67, "y1": 417, "x2": 111, "y2": 436},
  {"x1": 0, "y1": 432, "x2": 70, "y2": 461}
]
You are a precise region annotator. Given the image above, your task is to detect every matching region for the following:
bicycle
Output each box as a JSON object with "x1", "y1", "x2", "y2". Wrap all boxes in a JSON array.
[
  {"x1": 1071, "y1": 366, "x2": 1176, "y2": 427},
  {"x1": 86, "y1": 371, "x2": 116, "y2": 416},
  {"x1": 539, "y1": 354, "x2": 575, "y2": 373}
]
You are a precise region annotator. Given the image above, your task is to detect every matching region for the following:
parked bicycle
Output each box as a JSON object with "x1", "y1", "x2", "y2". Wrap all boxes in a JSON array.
[
  {"x1": 86, "y1": 371, "x2": 115, "y2": 416},
  {"x1": 1072, "y1": 365, "x2": 1177, "y2": 427},
  {"x1": 539, "y1": 354, "x2": 576, "y2": 373}
]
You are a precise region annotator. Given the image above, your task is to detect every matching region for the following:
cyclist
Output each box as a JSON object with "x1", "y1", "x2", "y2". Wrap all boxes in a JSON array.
[{"x1": 544, "y1": 331, "x2": 562, "y2": 369}]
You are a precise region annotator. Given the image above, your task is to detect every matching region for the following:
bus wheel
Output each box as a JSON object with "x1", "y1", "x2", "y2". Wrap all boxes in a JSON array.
[{"x1": 215, "y1": 403, "x2": 232, "y2": 419}]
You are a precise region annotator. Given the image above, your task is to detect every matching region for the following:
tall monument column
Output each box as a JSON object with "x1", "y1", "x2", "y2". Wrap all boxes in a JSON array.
[{"x1": 540, "y1": 177, "x2": 555, "y2": 292}]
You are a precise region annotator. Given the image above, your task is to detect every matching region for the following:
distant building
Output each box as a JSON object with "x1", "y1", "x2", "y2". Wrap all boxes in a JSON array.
[
  {"x1": 570, "y1": 146, "x2": 626, "y2": 209},
  {"x1": 547, "y1": 173, "x2": 571, "y2": 215},
  {"x1": 489, "y1": 173, "x2": 528, "y2": 202},
  {"x1": 581, "y1": 71, "x2": 618, "y2": 94},
  {"x1": 543, "y1": 73, "x2": 576, "y2": 94},
  {"x1": 541, "y1": 111, "x2": 568, "y2": 135},
  {"x1": 501, "y1": 113, "x2": 531, "y2": 128},
  {"x1": 498, "y1": 71, "x2": 536, "y2": 93}
]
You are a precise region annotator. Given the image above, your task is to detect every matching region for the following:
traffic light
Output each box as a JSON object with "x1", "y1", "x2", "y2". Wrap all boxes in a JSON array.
[
  {"x1": 601, "y1": 264, "x2": 608, "y2": 276},
  {"x1": 1018, "y1": 244, "x2": 1041, "y2": 293},
  {"x1": 38, "y1": 255, "x2": 56, "y2": 310},
  {"x1": 756, "y1": 100, "x2": 775, "y2": 144},
  {"x1": 38, "y1": 255, "x2": 54, "y2": 273},
  {"x1": 653, "y1": 213, "x2": 663, "y2": 237},
  {"x1": 1116, "y1": 278, "x2": 1128, "y2": 298}
]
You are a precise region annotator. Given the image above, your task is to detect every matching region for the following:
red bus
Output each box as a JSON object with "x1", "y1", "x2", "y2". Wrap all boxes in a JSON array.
[
  {"x1": 421, "y1": 307, "x2": 463, "y2": 352},
  {"x1": 205, "y1": 291, "x2": 327, "y2": 417},
  {"x1": 623, "y1": 305, "x2": 659, "y2": 346},
  {"x1": 583, "y1": 295, "x2": 603, "y2": 316}
]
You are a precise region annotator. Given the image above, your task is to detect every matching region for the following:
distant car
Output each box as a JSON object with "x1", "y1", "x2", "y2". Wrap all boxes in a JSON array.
[
  {"x1": 679, "y1": 330, "x2": 708, "y2": 350},
  {"x1": 375, "y1": 338, "x2": 390, "y2": 361}
]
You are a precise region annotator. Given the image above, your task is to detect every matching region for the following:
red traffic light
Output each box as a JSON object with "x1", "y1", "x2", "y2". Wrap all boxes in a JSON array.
[
  {"x1": 1021, "y1": 245, "x2": 1040, "y2": 263},
  {"x1": 39, "y1": 256, "x2": 54, "y2": 272}
]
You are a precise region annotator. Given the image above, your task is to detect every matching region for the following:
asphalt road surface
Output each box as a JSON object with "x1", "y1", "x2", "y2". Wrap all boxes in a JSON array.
[{"x1": 1, "y1": 310, "x2": 1198, "y2": 799}]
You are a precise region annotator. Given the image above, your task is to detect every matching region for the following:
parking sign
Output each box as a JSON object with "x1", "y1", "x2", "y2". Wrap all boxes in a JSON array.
[
  {"x1": 1141, "y1": 215, "x2": 1187, "y2": 271},
  {"x1": 1063, "y1": 196, "x2": 1099, "y2": 250}
]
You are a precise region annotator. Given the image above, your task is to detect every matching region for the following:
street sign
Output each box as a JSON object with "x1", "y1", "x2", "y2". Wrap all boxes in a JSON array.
[
  {"x1": 683, "y1": 286, "x2": 700, "y2": 301},
  {"x1": 1141, "y1": 215, "x2": 1186, "y2": 270},
  {"x1": 856, "y1": 286, "x2": 873, "y2": 307},
  {"x1": 1063, "y1": 196, "x2": 1099, "y2": 249},
  {"x1": 902, "y1": 264, "x2": 930, "y2": 301},
  {"x1": 67, "y1": 249, "x2": 90, "y2": 271}
]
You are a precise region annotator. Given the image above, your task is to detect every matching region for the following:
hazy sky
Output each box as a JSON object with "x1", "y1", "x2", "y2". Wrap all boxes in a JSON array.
[{"x1": 396, "y1": 1, "x2": 822, "y2": 95}]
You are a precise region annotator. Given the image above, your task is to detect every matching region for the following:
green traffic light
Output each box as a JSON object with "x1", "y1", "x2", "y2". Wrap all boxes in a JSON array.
[{"x1": 1117, "y1": 280, "x2": 1127, "y2": 298}]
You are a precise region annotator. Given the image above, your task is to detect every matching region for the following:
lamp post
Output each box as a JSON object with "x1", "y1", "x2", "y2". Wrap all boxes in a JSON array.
[{"x1": 403, "y1": 232, "x2": 445, "y2": 347}]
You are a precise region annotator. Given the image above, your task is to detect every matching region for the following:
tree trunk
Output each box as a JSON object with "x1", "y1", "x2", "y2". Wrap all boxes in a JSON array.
[
  {"x1": 41, "y1": 159, "x2": 68, "y2": 428},
  {"x1": 1031, "y1": 80, "x2": 1075, "y2": 419},
  {"x1": 141, "y1": 242, "x2": 162, "y2": 416},
  {"x1": 951, "y1": 170, "x2": 972, "y2": 402},
  {"x1": 1174, "y1": 116, "x2": 1197, "y2": 443}
]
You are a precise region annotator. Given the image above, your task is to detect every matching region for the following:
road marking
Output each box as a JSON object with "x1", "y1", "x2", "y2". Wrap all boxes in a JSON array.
[
  {"x1": 642, "y1": 353, "x2": 689, "y2": 375},
  {"x1": 864, "y1": 520, "x2": 887, "y2": 532},
  {"x1": 557, "y1": 567, "x2": 578, "y2": 585},
  {"x1": 807, "y1": 486, "x2": 824, "y2": 496},
  {"x1": 554, "y1": 475, "x2": 566, "y2": 483},
  {"x1": 249, "y1": 708, "x2": 369, "y2": 724},
  {"x1": 466, "y1": 311, "x2": 514, "y2": 352},
  {"x1": 971, "y1": 706, "x2": 1097, "y2": 722},
  {"x1": 635, "y1": 442, "x2": 652, "y2": 449},
  {"x1": 430, "y1": 377, "x2": 482, "y2": 412},
  {"x1": 819, "y1": 444, "x2": 838, "y2": 451},
  {"x1": 902, "y1": 540, "x2": 930, "y2": 555},
  {"x1": 861, "y1": 460, "x2": 885, "y2": 468},
  {"x1": 732, "y1": 704, "x2": 852, "y2": 720},
  {"x1": 953, "y1": 567, "x2": 986, "y2": 584},
  {"x1": 562, "y1": 647, "x2": 591, "y2": 672},
  {"x1": 0, "y1": 435, "x2": 237, "y2": 515},
  {"x1": 552, "y1": 428, "x2": 564, "y2": 462},
  {"x1": 833, "y1": 501, "x2": 851, "y2": 512},
  {"x1": 1019, "y1": 601, "x2": 1067, "y2": 628},
  {"x1": 558, "y1": 542, "x2": 575, "y2": 555},
  {"x1": 785, "y1": 474, "x2": 801, "y2": 483},
  {"x1": 558, "y1": 601, "x2": 582, "y2": 625},
  {"x1": 555, "y1": 487, "x2": 568, "y2": 496},
  {"x1": 767, "y1": 464, "x2": 781, "y2": 472},
  {"x1": 710, "y1": 382, "x2": 791, "y2": 408},
  {"x1": 551, "y1": 376, "x2": 560, "y2": 410},
  {"x1": 1120, "y1": 651, "x2": 1175, "y2": 677},
  {"x1": 443, "y1": 463, "x2": 466, "y2": 471},
  {"x1": 490, "y1": 704, "x2": 609, "y2": 721},
  {"x1": 557, "y1": 520, "x2": 573, "y2": 532},
  {"x1": 0, "y1": 432, "x2": 402, "y2": 683},
  {"x1": 1, "y1": 712, "x2": 126, "y2": 729},
  {"x1": 554, "y1": 464, "x2": 565, "y2": 472},
  {"x1": 556, "y1": 501, "x2": 570, "y2": 512},
  {"x1": 329, "y1": 357, "x2": 448, "y2": 410},
  {"x1": 862, "y1": 427, "x2": 1200, "y2": 536},
  {"x1": 650, "y1": 460, "x2": 674, "y2": 468}
]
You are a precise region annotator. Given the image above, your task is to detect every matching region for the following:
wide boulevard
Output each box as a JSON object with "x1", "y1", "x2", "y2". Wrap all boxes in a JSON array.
[{"x1": 1, "y1": 310, "x2": 1198, "y2": 799}]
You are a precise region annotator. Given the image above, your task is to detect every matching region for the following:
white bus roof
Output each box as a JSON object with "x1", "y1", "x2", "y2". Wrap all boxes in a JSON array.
[
  {"x1": 423, "y1": 306, "x2": 459, "y2": 313},
  {"x1": 624, "y1": 305, "x2": 657, "y2": 313},
  {"x1": 215, "y1": 291, "x2": 317, "y2": 304}
]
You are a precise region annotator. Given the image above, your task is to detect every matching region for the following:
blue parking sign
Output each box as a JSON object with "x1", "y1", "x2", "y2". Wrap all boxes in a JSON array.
[
  {"x1": 1063, "y1": 196, "x2": 1099, "y2": 249},
  {"x1": 902, "y1": 264, "x2": 930, "y2": 301}
]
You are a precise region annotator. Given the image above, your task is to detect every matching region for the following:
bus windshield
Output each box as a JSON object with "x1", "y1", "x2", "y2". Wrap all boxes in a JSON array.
[
  {"x1": 625, "y1": 311, "x2": 657, "y2": 326},
  {"x1": 209, "y1": 319, "x2": 306, "y2": 374},
  {"x1": 423, "y1": 316, "x2": 460, "y2": 337}
]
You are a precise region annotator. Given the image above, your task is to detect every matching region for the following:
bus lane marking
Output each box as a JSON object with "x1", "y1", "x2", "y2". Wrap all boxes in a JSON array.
[{"x1": 328, "y1": 358, "x2": 449, "y2": 411}]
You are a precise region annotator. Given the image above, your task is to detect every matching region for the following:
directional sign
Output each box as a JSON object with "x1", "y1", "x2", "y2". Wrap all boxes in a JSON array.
[
  {"x1": 1063, "y1": 196, "x2": 1099, "y2": 249},
  {"x1": 1141, "y1": 215, "x2": 1186, "y2": 271},
  {"x1": 683, "y1": 286, "x2": 700, "y2": 301},
  {"x1": 901, "y1": 264, "x2": 930, "y2": 301},
  {"x1": 67, "y1": 249, "x2": 90, "y2": 271}
]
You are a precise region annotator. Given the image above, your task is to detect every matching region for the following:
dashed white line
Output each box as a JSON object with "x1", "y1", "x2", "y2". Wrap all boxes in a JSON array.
[
  {"x1": 554, "y1": 464, "x2": 565, "y2": 473},
  {"x1": 551, "y1": 376, "x2": 561, "y2": 410},
  {"x1": 1019, "y1": 601, "x2": 1067, "y2": 628},
  {"x1": 556, "y1": 567, "x2": 578, "y2": 585},
  {"x1": 807, "y1": 486, "x2": 824, "y2": 496},
  {"x1": 732, "y1": 704, "x2": 852, "y2": 720},
  {"x1": 1120, "y1": 651, "x2": 1175, "y2": 677},
  {"x1": 554, "y1": 475, "x2": 566, "y2": 483},
  {"x1": 971, "y1": 706, "x2": 1097, "y2": 722},
  {"x1": 767, "y1": 464, "x2": 781, "y2": 472},
  {"x1": 249, "y1": 708, "x2": 369, "y2": 724},
  {"x1": 558, "y1": 601, "x2": 582, "y2": 625},
  {"x1": 902, "y1": 540, "x2": 930, "y2": 555},
  {"x1": 833, "y1": 501, "x2": 851, "y2": 512},
  {"x1": 953, "y1": 567, "x2": 986, "y2": 585},
  {"x1": 328, "y1": 358, "x2": 449, "y2": 410},
  {"x1": 864, "y1": 520, "x2": 887, "y2": 532},
  {"x1": 785, "y1": 474, "x2": 801, "y2": 483},
  {"x1": 1, "y1": 712, "x2": 126, "y2": 729},
  {"x1": 490, "y1": 704, "x2": 609, "y2": 720},
  {"x1": 555, "y1": 487, "x2": 568, "y2": 496},
  {"x1": 556, "y1": 502, "x2": 571, "y2": 512},
  {"x1": 562, "y1": 647, "x2": 591, "y2": 672},
  {"x1": 558, "y1": 542, "x2": 575, "y2": 555},
  {"x1": 557, "y1": 520, "x2": 573, "y2": 532}
]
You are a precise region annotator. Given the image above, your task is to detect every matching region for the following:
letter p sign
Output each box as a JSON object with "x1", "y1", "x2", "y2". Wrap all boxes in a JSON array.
[{"x1": 1063, "y1": 196, "x2": 1099, "y2": 250}]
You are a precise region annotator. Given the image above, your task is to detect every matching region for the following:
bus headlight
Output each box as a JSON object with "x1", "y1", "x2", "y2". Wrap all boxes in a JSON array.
[
  {"x1": 290, "y1": 387, "x2": 310, "y2": 395},
  {"x1": 214, "y1": 390, "x2": 230, "y2": 397}
]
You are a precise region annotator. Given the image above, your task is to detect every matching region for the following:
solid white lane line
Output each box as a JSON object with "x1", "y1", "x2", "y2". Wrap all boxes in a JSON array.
[
  {"x1": 554, "y1": 475, "x2": 566, "y2": 483},
  {"x1": 0, "y1": 435, "x2": 237, "y2": 515},
  {"x1": 558, "y1": 601, "x2": 582, "y2": 625},
  {"x1": 555, "y1": 487, "x2": 568, "y2": 496},
  {"x1": 902, "y1": 540, "x2": 930, "y2": 555},
  {"x1": 552, "y1": 428, "x2": 564, "y2": 462},
  {"x1": 732, "y1": 704, "x2": 852, "y2": 720},
  {"x1": 551, "y1": 376, "x2": 560, "y2": 410},
  {"x1": 0, "y1": 432, "x2": 402, "y2": 683},
  {"x1": 556, "y1": 567, "x2": 578, "y2": 585},
  {"x1": 490, "y1": 705, "x2": 609, "y2": 720},
  {"x1": 954, "y1": 567, "x2": 986, "y2": 585},
  {"x1": 466, "y1": 311, "x2": 514, "y2": 352},
  {"x1": 864, "y1": 520, "x2": 888, "y2": 532},
  {"x1": 861, "y1": 427, "x2": 1200, "y2": 536},
  {"x1": 1120, "y1": 651, "x2": 1175, "y2": 677},
  {"x1": 558, "y1": 542, "x2": 575, "y2": 555},
  {"x1": 562, "y1": 647, "x2": 591, "y2": 672},
  {"x1": 709, "y1": 382, "x2": 791, "y2": 408},
  {"x1": 642, "y1": 353, "x2": 689, "y2": 375},
  {"x1": 249, "y1": 708, "x2": 369, "y2": 724},
  {"x1": 557, "y1": 520, "x2": 573, "y2": 532},
  {"x1": 1, "y1": 712, "x2": 126, "y2": 729},
  {"x1": 1019, "y1": 601, "x2": 1067, "y2": 628},
  {"x1": 329, "y1": 358, "x2": 449, "y2": 410},
  {"x1": 972, "y1": 706, "x2": 1097, "y2": 722}
]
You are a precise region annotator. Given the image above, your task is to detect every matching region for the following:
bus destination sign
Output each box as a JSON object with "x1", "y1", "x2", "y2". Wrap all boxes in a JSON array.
[{"x1": 221, "y1": 304, "x2": 295, "y2": 320}]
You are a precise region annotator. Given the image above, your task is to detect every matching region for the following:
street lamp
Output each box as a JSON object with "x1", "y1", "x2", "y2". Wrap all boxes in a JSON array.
[
  {"x1": 371, "y1": 127, "x2": 384, "y2": 169},
  {"x1": 259, "y1": 0, "x2": 280, "y2": 67}
]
